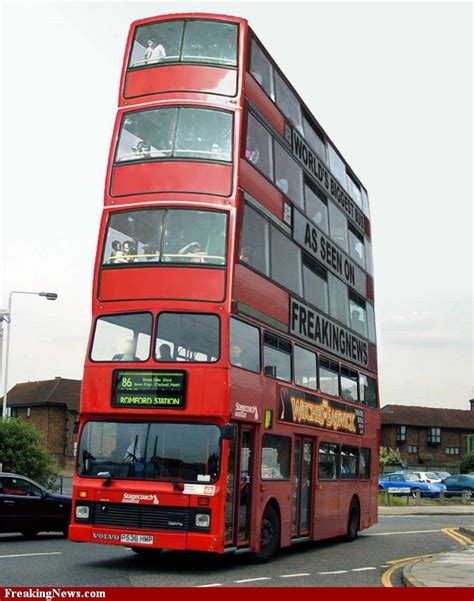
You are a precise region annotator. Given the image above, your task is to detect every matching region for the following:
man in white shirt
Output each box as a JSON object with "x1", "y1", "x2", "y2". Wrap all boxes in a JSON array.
[{"x1": 144, "y1": 38, "x2": 166, "y2": 63}]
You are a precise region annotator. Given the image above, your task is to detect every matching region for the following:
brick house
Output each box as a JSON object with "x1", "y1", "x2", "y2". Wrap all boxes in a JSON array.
[
  {"x1": 381, "y1": 400, "x2": 474, "y2": 466},
  {"x1": 5, "y1": 377, "x2": 81, "y2": 468}
]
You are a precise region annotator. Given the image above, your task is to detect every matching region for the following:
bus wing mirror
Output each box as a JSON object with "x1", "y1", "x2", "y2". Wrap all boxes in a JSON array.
[{"x1": 220, "y1": 425, "x2": 235, "y2": 440}]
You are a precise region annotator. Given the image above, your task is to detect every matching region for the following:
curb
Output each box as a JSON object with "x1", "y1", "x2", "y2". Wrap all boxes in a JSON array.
[
  {"x1": 402, "y1": 559, "x2": 429, "y2": 587},
  {"x1": 459, "y1": 526, "x2": 474, "y2": 539},
  {"x1": 401, "y1": 542, "x2": 474, "y2": 587}
]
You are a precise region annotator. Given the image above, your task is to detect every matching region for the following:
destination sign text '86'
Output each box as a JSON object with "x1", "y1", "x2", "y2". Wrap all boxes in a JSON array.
[{"x1": 112, "y1": 370, "x2": 186, "y2": 409}]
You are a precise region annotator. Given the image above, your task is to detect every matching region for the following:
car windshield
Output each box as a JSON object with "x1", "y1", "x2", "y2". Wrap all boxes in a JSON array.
[
  {"x1": 425, "y1": 472, "x2": 439, "y2": 479},
  {"x1": 77, "y1": 421, "x2": 221, "y2": 483},
  {"x1": 405, "y1": 474, "x2": 422, "y2": 482}
]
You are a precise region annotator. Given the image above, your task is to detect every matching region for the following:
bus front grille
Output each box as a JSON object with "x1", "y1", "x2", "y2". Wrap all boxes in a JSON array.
[{"x1": 92, "y1": 502, "x2": 190, "y2": 531}]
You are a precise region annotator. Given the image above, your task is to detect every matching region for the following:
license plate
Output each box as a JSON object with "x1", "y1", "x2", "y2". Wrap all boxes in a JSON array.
[{"x1": 120, "y1": 534, "x2": 154, "y2": 545}]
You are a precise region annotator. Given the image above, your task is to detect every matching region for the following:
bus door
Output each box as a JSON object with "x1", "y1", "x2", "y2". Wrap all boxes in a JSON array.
[
  {"x1": 224, "y1": 424, "x2": 255, "y2": 548},
  {"x1": 291, "y1": 436, "x2": 315, "y2": 538}
]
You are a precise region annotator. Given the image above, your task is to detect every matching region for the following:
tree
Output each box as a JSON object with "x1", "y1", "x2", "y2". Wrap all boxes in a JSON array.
[
  {"x1": 460, "y1": 452, "x2": 474, "y2": 474},
  {"x1": 380, "y1": 446, "x2": 402, "y2": 466},
  {"x1": 0, "y1": 418, "x2": 58, "y2": 487}
]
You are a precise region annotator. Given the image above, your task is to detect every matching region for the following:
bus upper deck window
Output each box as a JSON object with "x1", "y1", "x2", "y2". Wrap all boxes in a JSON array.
[
  {"x1": 181, "y1": 21, "x2": 237, "y2": 66},
  {"x1": 128, "y1": 20, "x2": 237, "y2": 69},
  {"x1": 115, "y1": 107, "x2": 232, "y2": 164}
]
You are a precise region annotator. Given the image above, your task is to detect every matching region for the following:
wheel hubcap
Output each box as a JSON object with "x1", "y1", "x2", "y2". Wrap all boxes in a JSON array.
[{"x1": 261, "y1": 518, "x2": 273, "y2": 548}]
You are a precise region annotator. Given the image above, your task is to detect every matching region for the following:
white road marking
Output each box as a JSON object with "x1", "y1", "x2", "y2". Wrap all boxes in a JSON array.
[
  {"x1": 318, "y1": 570, "x2": 348, "y2": 574},
  {"x1": 279, "y1": 573, "x2": 311, "y2": 578},
  {"x1": 195, "y1": 584, "x2": 223, "y2": 587},
  {"x1": 235, "y1": 577, "x2": 271, "y2": 583},
  {"x1": 0, "y1": 552, "x2": 62, "y2": 559},
  {"x1": 351, "y1": 567, "x2": 377, "y2": 572},
  {"x1": 362, "y1": 529, "x2": 442, "y2": 536}
]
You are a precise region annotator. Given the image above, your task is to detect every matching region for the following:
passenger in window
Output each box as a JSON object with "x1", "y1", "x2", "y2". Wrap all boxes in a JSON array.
[
  {"x1": 178, "y1": 241, "x2": 205, "y2": 263},
  {"x1": 112, "y1": 339, "x2": 140, "y2": 362},
  {"x1": 157, "y1": 343, "x2": 173, "y2": 361},
  {"x1": 122, "y1": 241, "x2": 137, "y2": 262},
  {"x1": 131, "y1": 140, "x2": 152, "y2": 159},
  {"x1": 109, "y1": 240, "x2": 125, "y2": 264},
  {"x1": 351, "y1": 309, "x2": 365, "y2": 332},
  {"x1": 230, "y1": 343, "x2": 243, "y2": 367},
  {"x1": 144, "y1": 37, "x2": 166, "y2": 63},
  {"x1": 245, "y1": 147, "x2": 260, "y2": 165}
]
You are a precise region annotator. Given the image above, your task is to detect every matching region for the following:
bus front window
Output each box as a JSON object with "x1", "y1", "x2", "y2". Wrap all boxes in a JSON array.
[
  {"x1": 115, "y1": 107, "x2": 232, "y2": 164},
  {"x1": 90, "y1": 313, "x2": 152, "y2": 362},
  {"x1": 102, "y1": 208, "x2": 227, "y2": 266},
  {"x1": 78, "y1": 421, "x2": 221, "y2": 483},
  {"x1": 156, "y1": 312, "x2": 220, "y2": 363},
  {"x1": 128, "y1": 20, "x2": 237, "y2": 69}
]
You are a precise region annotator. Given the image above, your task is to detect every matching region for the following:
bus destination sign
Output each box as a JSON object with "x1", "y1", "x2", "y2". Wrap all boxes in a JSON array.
[
  {"x1": 112, "y1": 370, "x2": 186, "y2": 409},
  {"x1": 279, "y1": 386, "x2": 364, "y2": 435}
]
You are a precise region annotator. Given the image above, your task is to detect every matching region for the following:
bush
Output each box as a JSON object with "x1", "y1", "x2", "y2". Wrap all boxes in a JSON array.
[
  {"x1": 380, "y1": 446, "x2": 402, "y2": 466},
  {"x1": 0, "y1": 418, "x2": 58, "y2": 487},
  {"x1": 460, "y1": 452, "x2": 474, "y2": 474}
]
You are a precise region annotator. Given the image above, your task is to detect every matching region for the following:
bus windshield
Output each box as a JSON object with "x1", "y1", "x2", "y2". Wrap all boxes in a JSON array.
[
  {"x1": 128, "y1": 20, "x2": 238, "y2": 69},
  {"x1": 102, "y1": 208, "x2": 227, "y2": 266},
  {"x1": 115, "y1": 107, "x2": 232, "y2": 163},
  {"x1": 78, "y1": 421, "x2": 221, "y2": 483}
]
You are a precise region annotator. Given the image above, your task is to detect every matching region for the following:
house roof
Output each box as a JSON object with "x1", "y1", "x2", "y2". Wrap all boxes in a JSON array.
[
  {"x1": 381, "y1": 404, "x2": 474, "y2": 430},
  {"x1": 5, "y1": 378, "x2": 81, "y2": 412}
]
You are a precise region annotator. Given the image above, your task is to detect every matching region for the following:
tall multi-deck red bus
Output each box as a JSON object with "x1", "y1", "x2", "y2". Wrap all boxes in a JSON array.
[{"x1": 70, "y1": 13, "x2": 379, "y2": 562}]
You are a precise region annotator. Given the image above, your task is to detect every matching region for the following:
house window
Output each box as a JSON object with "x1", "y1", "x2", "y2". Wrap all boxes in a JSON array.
[
  {"x1": 445, "y1": 447, "x2": 460, "y2": 455},
  {"x1": 427, "y1": 427, "x2": 441, "y2": 444},
  {"x1": 407, "y1": 445, "x2": 418, "y2": 454},
  {"x1": 396, "y1": 425, "x2": 406, "y2": 443}
]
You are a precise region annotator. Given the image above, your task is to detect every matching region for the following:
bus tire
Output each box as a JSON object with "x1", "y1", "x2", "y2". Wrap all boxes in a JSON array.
[
  {"x1": 250, "y1": 505, "x2": 280, "y2": 563},
  {"x1": 131, "y1": 547, "x2": 162, "y2": 557},
  {"x1": 345, "y1": 500, "x2": 360, "y2": 542}
]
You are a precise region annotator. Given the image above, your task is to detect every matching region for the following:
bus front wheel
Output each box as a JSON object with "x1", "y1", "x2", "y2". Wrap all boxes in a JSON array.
[
  {"x1": 345, "y1": 500, "x2": 360, "y2": 542},
  {"x1": 250, "y1": 505, "x2": 280, "y2": 563}
]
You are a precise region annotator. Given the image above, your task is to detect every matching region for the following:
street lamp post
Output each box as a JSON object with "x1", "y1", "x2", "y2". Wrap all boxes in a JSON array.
[{"x1": 2, "y1": 291, "x2": 58, "y2": 420}]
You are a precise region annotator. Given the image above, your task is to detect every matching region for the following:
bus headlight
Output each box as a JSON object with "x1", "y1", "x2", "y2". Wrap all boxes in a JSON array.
[
  {"x1": 195, "y1": 513, "x2": 210, "y2": 528},
  {"x1": 76, "y1": 505, "x2": 90, "y2": 520}
]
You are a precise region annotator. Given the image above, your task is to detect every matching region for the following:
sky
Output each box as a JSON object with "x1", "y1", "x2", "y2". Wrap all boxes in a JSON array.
[{"x1": 1, "y1": 0, "x2": 472, "y2": 409}]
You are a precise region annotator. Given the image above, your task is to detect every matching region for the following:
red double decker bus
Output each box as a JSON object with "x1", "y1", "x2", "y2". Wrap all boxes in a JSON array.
[{"x1": 70, "y1": 13, "x2": 379, "y2": 562}]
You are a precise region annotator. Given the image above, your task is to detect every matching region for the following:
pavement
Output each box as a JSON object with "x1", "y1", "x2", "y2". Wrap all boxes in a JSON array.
[
  {"x1": 402, "y1": 524, "x2": 474, "y2": 587},
  {"x1": 379, "y1": 506, "x2": 474, "y2": 586}
]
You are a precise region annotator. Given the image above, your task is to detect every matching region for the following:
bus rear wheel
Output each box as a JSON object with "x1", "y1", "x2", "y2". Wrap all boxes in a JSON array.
[
  {"x1": 250, "y1": 505, "x2": 280, "y2": 563},
  {"x1": 345, "y1": 500, "x2": 360, "y2": 542}
]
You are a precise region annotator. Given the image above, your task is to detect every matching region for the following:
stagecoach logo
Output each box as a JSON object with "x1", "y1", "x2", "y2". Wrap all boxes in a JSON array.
[
  {"x1": 92, "y1": 532, "x2": 120, "y2": 541},
  {"x1": 233, "y1": 402, "x2": 259, "y2": 421},
  {"x1": 122, "y1": 493, "x2": 159, "y2": 505},
  {"x1": 279, "y1": 387, "x2": 364, "y2": 435}
]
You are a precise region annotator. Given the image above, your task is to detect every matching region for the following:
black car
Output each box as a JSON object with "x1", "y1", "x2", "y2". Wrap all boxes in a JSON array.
[{"x1": 0, "y1": 473, "x2": 71, "y2": 537}]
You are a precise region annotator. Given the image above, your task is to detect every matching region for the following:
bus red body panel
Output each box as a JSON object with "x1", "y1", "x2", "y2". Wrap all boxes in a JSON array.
[
  {"x1": 110, "y1": 162, "x2": 233, "y2": 197},
  {"x1": 99, "y1": 266, "x2": 226, "y2": 303},
  {"x1": 124, "y1": 65, "x2": 238, "y2": 100}
]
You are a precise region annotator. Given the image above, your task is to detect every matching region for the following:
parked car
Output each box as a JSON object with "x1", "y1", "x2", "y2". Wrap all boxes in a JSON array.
[
  {"x1": 433, "y1": 471, "x2": 451, "y2": 480},
  {"x1": 0, "y1": 473, "x2": 71, "y2": 537},
  {"x1": 379, "y1": 472, "x2": 446, "y2": 498},
  {"x1": 406, "y1": 470, "x2": 443, "y2": 484},
  {"x1": 441, "y1": 474, "x2": 474, "y2": 498}
]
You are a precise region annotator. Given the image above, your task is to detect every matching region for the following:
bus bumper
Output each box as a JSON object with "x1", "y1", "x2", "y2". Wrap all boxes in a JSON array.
[{"x1": 69, "y1": 524, "x2": 222, "y2": 553}]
